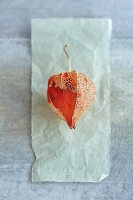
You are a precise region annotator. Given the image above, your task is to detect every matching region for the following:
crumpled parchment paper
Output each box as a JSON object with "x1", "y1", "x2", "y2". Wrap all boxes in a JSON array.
[{"x1": 31, "y1": 18, "x2": 112, "y2": 182}]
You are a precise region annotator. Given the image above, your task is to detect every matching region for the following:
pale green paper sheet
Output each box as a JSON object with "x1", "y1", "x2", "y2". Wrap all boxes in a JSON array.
[{"x1": 31, "y1": 18, "x2": 112, "y2": 182}]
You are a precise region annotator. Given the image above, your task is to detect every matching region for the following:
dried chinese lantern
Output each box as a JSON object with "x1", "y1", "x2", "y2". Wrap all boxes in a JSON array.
[{"x1": 47, "y1": 44, "x2": 96, "y2": 129}]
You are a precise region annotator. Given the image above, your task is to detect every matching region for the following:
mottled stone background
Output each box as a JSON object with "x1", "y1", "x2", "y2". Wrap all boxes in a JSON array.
[{"x1": 0, "y1": 1, "x2": 133, "y2": 200}]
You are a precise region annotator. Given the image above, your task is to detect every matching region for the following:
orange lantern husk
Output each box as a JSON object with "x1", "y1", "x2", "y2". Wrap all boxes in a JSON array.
[{"x1": 47, "y1": 71, "x2": 96, "y2": 129}]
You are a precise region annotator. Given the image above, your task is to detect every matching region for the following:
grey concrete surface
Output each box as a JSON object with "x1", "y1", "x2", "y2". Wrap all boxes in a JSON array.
[
  {"x1": 0, "y1": 1, "x2": 133, "y2": 200},
  {"x1": 0, "y1": 0, "x2": 133, "y2": 39}
]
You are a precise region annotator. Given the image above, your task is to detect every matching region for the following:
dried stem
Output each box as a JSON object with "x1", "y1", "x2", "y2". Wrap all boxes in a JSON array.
[{"x1": 64, "y1": 44, "x2": 72, "y2": 72}]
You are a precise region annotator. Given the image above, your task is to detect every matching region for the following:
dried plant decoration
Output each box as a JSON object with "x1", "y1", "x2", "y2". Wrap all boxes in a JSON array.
[{"x1": 47, "y1": 44, "x2": 96, "y2": 129}]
